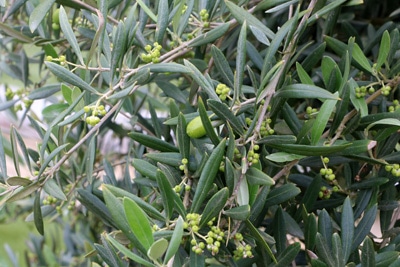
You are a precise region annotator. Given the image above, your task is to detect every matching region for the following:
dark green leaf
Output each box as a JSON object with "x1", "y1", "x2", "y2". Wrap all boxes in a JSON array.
[
  {"x1": 223, "y1": 205, "x2": 250, "y2": 221},
  {"x1": 145, "y1": 152, "x2": 183, "y2": 168},
  {"x1": 361, "y1": 236, "x2": 375, "y2": 267},
  {"x1": 376, "y1": 30, "x2": 390, "y2": 71},
  {"x1": 211, "y1": 45, "x2": 234, "y2": 88},
  {"x1": 341, "y1": 197, "x2": 354, "y2": 262},
  {"x1": 155, "y1": 0, "x2": 168, "y2": 44},
  {"x1": 132, "y1": 159, "x2": 158, "y2": 180},
  {"x1": 208, "y1": 99, "x2": 245, "y2": 136},
  {"x1": 234, "y1": 21, "x2": 247, "y2": 103},
  {"x1": 352, "y1": 205, "x2": 377, "y2": 252},
  {"x1": 275, "y1": 84, "x2": 340, "y2": 100},
  {"x1": 352, "y1": 42, "x2": 372, "y2": 73},
  {"x1": 269, "y1": 242, "x2": 300, "y2": 267},
  {"x1": 156, "y1": 81, "x2": 187, "y2": 103},
  {"x1": 191, "y1": 138, "x2": 226, "y2": 213},
  {"x1": 199, "y1": 188, "x2": 228, "y2": 227},
  {"x1": 376, "y1": 251, "x2": 399, "y2": 267},
  {"x1": 246, "y1": 167, "x2": 275, "y2": 186},
  {"x1": 308, "y1": 0, "x2": 347, "y2": 24},
  {"x1": 111, "y1": 21, "x2": 127, "y2": 78},
  {"x1": 305, "y1": 213, "x2": 317, "y2": 250},
  {"x1": 266, "y1": 143, "x2": 351, "y2": 156},
  {"x1": 273, "y1": 207, "x2": 287, "y2": 255},
  {"x1": 34, "y1": 191, "x2": 44, "y2": 235},
  {"x1": 177, "y1": 113, "x2": 190, "y2": 159},
  {"x1": 189, "y1": 23, "x2": 230, "y2": 47},
  {"x1": 199, "y1": 98, "x2": 220, "y2": 146},
  {"x1": 318, "y1": 209, "x2": 333, "y2": 246},
  {"x1": 350, "y1": 178, "x2": 389, "y2": 190},
  {"x1": 184, "y1": 59, "x2": 220, "y2": 101},
  {"x1": 156, "y1": 170, "x2": 175, "y2": 221},
  {"x1": 77, "y1": 189, "x2": 115, "y2": 228},
  {"x1": 265, "y1": 184, "x2": 301, "y2": 207},
  {"x1": 245, "y1": 220, "x2": 277, "y2": 263},
  {"x1": 128, "y1": 132, "x2": 179, "y2": 152},
  {"x1": 311, "y1": 93, "x2": 339, "y2": 145},
  {"x1": 315, "y1": 233, "x2": 335, "y2": 267}
]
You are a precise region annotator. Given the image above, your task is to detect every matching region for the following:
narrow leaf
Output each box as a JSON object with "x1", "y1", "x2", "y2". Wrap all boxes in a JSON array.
[
  {"x1": 128, "y1": 132, "x2": 179, "y2": 152},
  {"x1": 163, "y1": 216, "x2": 184, "y2": 264},
  {"x1": 234, "y1": 21, "x2": 247, "y2": 103},
  {"x1": 6, "y1": 182, "x2": 41, "y2": 202},
  {"x1": 266, "y1": 143, "x2": 351, "y2": 156},
  {"x1": 361, "y1": 236, "x2": 375, "y2": 267},
  {"x1": 189, "y1": 23, "x2": 230, "y2": 47},
  {"x1": 269, "y1": 243, "x2": 301, "y2": 267},
  {"x1": 246, "y1": 167, "x2": 275, "y2": 186},
  {"x1": 43, "y1": 179, "x2": 67, "y2": 201},
  {"x1": 104, "y1": 184, "x2": 164, "y2": 221},
  {"x1": 155, "y1": 0, "x2": 168, "y2": 44},
  {"x1": 265, "y1": 184, "x2": 301, "y2": 207},
  {"x1": 6, "y1": 176, "x2": 32, "y2": 186},
  {"x1": 124, "y1": 197, "x2": 154, "y2": 251},
  {"x1": 34, "y1": 191, "x2": 44, "y2": 235},
  {"x1": 211, "y1": 45, "x2": 234, "y2": 88},
  {"x1": 156, "y1": 170, "x2": 175, "y2": 220},
  {"x1": 352, "y1": 204, "x2": 377, "y2": 251},
  {"x1": 224, "y1": 205, "x2": 250, "y2": 221},
  {"x1": 275, "y1": 84, "x2": 340, "y2": 100},
  {"x1": 199, "y1": 188, "x2": 229, "y2": 228},
  {"x1": 208, "y1": 99, "x2": 245, "y2": 136},
  {"x1": 45, "y1": 62, "x2": 97, "y2": 94},
  {"x1": 38, "y1": 143, "x2": 69, "y2": 178},
  {"x1": 352, "y1": 42, "x2": 372, "y2": 73},
  {"x1": 29, "y1": 0, "x2": 55, "y2": 32},
  {"x1": 107, "y1": 235, "x2": 155, "y2": 267},
  {"x1": 191, "y1": 138, "x2": 226, "y2": 213},
  {"x1": 311, "y1": 93, "x2": 339, "y2": 145},
  {"x1": 59, "y1": 6, "x2": 84, "y2": 65},
  {"x1": 225, "y1": 0, "x2": 275, "y2": 39},
  {"x1": 315, "y1": 233, "x2": 335, "y2": 266},
  {"x1": 198, "y1": 98, "x2": 220, "y2": 146},
  {"x1": 184, "y1": 59, "x2": 220, "y2": 101},
  {"x1": 177, "y1": 113, "x2": 190, "y2": 159},
  {"x1": 341, "y1": 197, "x2": 354, "y2": 262},
  {"x1": 376, "y1": 30, "x2": 390, "y2": 71}
]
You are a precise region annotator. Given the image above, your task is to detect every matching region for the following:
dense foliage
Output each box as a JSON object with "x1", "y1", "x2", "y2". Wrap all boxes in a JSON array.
[{"x1": 1, "y1": 0, "x2": 400, "y2": 266}]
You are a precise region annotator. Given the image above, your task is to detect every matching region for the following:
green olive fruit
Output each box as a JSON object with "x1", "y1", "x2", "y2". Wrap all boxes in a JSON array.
[
  {"x1": 186, "y1": 116, "x2": 206, "y2": 138},
  {"x1": 52, "y1": 9, "x2": 60, "y2": 24}
]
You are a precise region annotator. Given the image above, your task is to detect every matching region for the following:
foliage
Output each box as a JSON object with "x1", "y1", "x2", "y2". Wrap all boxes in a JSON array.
[{"x1": 1, "y1": 0, "x2": 400, "y2": 266}]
